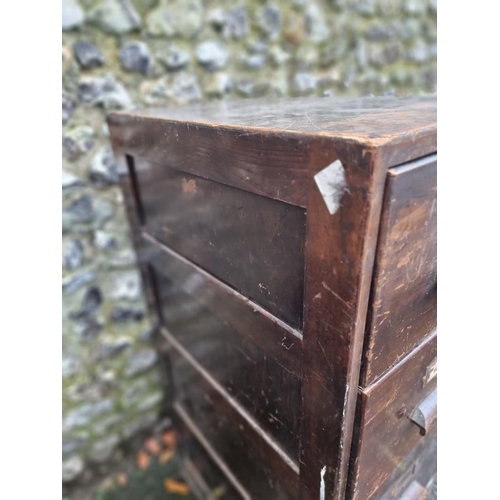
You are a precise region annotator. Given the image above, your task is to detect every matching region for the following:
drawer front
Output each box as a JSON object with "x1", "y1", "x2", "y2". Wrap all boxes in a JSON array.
[
  {"x1": 376, "y1": 426, "x2": 436, "y2": 500},
  {"x1": 152, "y1": 267, "x2": 302, "y2": 460},
  {"x1": 130, "y1": 155, "x2": 306, "y2": 330},
  {"x1": 350, "y1": 332, "x2": 437, "y2": 500},
  {"x1": 362, "y1": 155, "x2": 437, "y2": 386},
  {"x1": 147, "y1": 247, "x2": 301, "y2": 499}
]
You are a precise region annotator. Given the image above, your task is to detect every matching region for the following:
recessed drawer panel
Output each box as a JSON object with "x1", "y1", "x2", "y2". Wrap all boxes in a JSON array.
[
  {"x1": 151, "y1": 266, "x2": 302, "y2": 462},
  {"x1": 131, "y1": 156, "x2": 306, "y2": 329},
  {"x1": 350, "y1": 333, "x2": 437, "y2": 500},
  {"x1": 166, "y1": 340, "x2": 298, "y2": 500}
]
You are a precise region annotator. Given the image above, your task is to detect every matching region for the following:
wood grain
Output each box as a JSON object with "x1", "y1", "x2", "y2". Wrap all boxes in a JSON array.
[
  {"x1": 107, "y1": 96, "x2": 438, "y2": 500},
  {"x1": 350, "y1": 333, "x2": 437, "y2": 500},
  {"x1": 163, "y1": 329, "x2": 299, "y2": 499},
  {"x1": 362, "y1": 155, "x2": 437, "y2": 386},
  {"x1": 144, "y1": 235, "x2": 302, "y2": 379},
  {"x1": 134, "y1": 156, "x2": 306, "y2": 328}
]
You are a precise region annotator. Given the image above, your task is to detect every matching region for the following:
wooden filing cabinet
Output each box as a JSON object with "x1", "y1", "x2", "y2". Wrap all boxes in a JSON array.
[{"x1": 108, "y1": 96, "x2": 437, "y2": 500}]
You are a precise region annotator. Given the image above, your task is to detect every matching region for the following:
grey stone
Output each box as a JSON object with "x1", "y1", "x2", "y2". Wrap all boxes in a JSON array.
[
  {"x1": 137, "y1": 391, "x2": 163, "y2": 412},
  {"x1": 121, "y1": 412, "x2": 158, "y2": 439},
  {"x1": 384, "y1": 42, "x2": 403, "y2": 65},
  {"x1": 70, "y1": 287, "x2": 103, "y2": 319},
  {"x1": 93, "y1": 414, "x2": 125, "y2": 436},
  {"x1": 109, "y1": 270, "x2": 142, "y2": 300},
  {"x1": 350, "y1": 0, "x2": 377, "y2": 16},
  {"x1": 93, "y1": 231, "x2": 118, "y2": 251},
  {"x1": 62, "y1": 171, "x2": 85, "y2": 190},
  {"x1": 235, "y1": 80, "x2": 272, "y2": 98},
  {"x1": 159, "y1": 45, "x2": 190, "y2": 71},
  {"x1": 356, "y1": 40, "x2": 368, "y2": 70},
  {"x1": 407, "y1": 40, "x2": 429, "y2": 63},
  {"x1": 125, "y1": 349, "x2": 158, "y2": 377},
  {"x1": 62, "y1": 271, "x2": 95, "y2": 294},
  {"x1": 63, "y1": 238, "x2": 84, "y2": 270},
  {"x1": 295, "y1": 46, "x2": 319, "y2": 70},
  {"x1": 269, "y1": 46, "x2": 290, "y2": 67},
  {"x1": 89, "y1": 434, "x2": 120, "y2": 463},
  {"x1": 140, "y1": 327, "x2": 156, "y2": 343},
  {"x1": 196, "y1": 41, "x2": 229, "y2": 71},
  {"x1": 169, "y1": 73, "x2": 202, "y2": 104},
  {"x1": 88, "y1": 0, "x2": 141, "y2": 35},
  {"x1": 305, "y1": 4, "x2": 330, "y2": 43},
  {"x1": 98, "y1": 337, "x2": 131, "y2": 360},
  {"x1": 204, "y1": 72, "x2": 232, "y2": 98},
  {"x1": 62, "y1": 356, "x2": 79, "y2": 378},
  {"x1": 403, "y1": 0, "x2": 426, "y2": 15},
  {"x1": 111, "y1": 305, "x2": 144, "y2": 323},
  {"x1": 73, "y1": 41, "x2": 104, "y2": 69},
  {"x1": 146, "y1": 0, "x2": 203, "y2": 39},
  {"x1": 74, "y1": 316, "x2": 104, "y2": 339},
  {"x1": 63, "y1": 399, "x2": 113, "y2": 432},
  {"x1": 107, "y1": 249, "x2": 136, "y2": 268},
  {"x1": 65, "y1": 380, "x2": 104, "y2": 404},
  {"x1": 207, "y1": 8, "x2": 226, "y2": 32},
  {"x1": 246, "y1": 40, "x2": 268, "y2": 55},
  {"x1": 78, "y1": 74, "x2": 132, "y2": 110},
  {"x1": 422, "y1": 20, "x2": 437, "y2": 42},
  {"x1": 119, "y1": 42, "x2": 151, "y2": 74},
  {"x1": 241, "y1": 53, "x2": 267, "y2": 71},
  {"x1": 62, "y1": 433, "x2": 89, "y2": 458},
  {"x1": 399, "y1": 19, "x2": 421, "y2": 41},
  {"x1": 293, "y1": 73, "x2": 317, "y2": 95},
  {"x1": 63, "y1": 194, "x2": 114, "y2": 231},
  {"x1": 227, "y1": 5, "x2": 248, "y2": 39},
  {"x1": 64, "y1": 194, "x2": 93, "y2": 222},
  {"x1": 364, "y1": 23, "x2": 400, "y2": 41},
  {"x1": 122, "y1": 378, "x2": 149, "y2": 405},
  {"x1": 62, "y1": 90, "x2": 77, "y2": 124},
  {"x1": 367, "y1": 44, "x2": 388, "y2": 68},
  {"x1": 62, "y1": 0, "x2": 84, "y2": 31},
  {"x1": 89, "y1": 147, "x2": 119, "y2": 185},
  {"x1": 62, "y1": 455, "x2": 84, "y2": 482},
  {"x1": 141, "y1": 72, "x2": 202, "y2": 105},
  {"x1": 258, "y1": 6, "x2": 281, "y2": 41},
  {"x1": 62, "y1": 126, "x2": 95, "y2": 161}
]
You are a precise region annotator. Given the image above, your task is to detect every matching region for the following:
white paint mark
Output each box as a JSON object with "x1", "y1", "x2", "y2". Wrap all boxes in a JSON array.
[
  {"x1": 281, "y1": 335, "x2": 295, "y2": 350},
  {"x1": 314, "y1": 160, "x2": 347, "y2": 215},
  {"x1": 320, "y1": 466, "x2": 327, "y2": 500}
]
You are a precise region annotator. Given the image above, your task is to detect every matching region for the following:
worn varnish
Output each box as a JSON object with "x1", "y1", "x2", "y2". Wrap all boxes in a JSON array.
[
  {"x1": 108, "y1": 96, "x2": 437, "y2": 500},
  {"x1": 362, "y1": 155, "x2": 437, "y2": 386},
  {"x1": 349, "y1": 333, "x2": 437, "y2": 500},
  {"x1": 133, "y1": 157, "x2": 306, "y2": 328}
]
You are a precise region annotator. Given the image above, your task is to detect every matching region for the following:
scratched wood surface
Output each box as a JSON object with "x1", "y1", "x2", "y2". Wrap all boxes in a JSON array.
[
  {"x1": 110, "y1": 96, "x2": 436, "y2": 142},
  {"x1": 107, "y1": 96, "x2": 437, "y2": 500},
  {"x1": 134, "y1": 156, "x2": 306, "y2": 328},
  {"x1": 152, "y1": 268, "x2": 302, "y2": 461},
  {"x1": 349, "y1": 333, "x2": 437, "y2": 500},
  {"x1": 361, "y1": 155, "x2": 437, "y2": 386}
]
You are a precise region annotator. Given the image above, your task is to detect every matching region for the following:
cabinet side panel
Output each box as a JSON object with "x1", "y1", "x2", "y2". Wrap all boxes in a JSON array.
[{"x1": 134, "y1": 157, "x2": 306, "y2": 330}]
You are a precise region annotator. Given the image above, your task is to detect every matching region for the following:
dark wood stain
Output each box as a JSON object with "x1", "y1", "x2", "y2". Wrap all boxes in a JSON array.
[
  {"x1": 144, "y1": 236, "x2": 302, "y2": 378},
  {"x1": 134, "y1": 156, "x2": 306, "y2": 328},
  {"x1": 107, "y1": 96, "x2": 437, "y2": 500},
  {"x1": 349, "y1": 333, "x2": 437, "y2": 500},
  {"x1": 163, "y1": 329, "x2": 299, "y2": 499},
  {"x1": 152, "y1": 270, "x2": 302, "y2": 460},
  {"x1": 362, "y1": 155, "x2": 437, "y2": 386}
]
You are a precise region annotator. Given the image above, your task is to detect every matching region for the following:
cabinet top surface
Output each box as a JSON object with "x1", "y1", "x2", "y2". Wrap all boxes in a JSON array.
[{"x1": 110, "y1": 95, "x2": 436, "y2": 144}]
